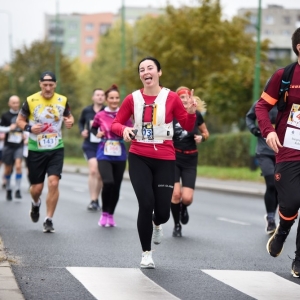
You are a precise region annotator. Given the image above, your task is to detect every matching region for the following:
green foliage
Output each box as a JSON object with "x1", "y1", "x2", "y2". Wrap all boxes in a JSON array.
[
  {"x1": 63, "y1": 131, "x2": 254, "y2": 168},
  {"x1": 197, "y1": 131, "x2": 253, "y2": 167},
  {"x1": 0, "y1": 40, "x2": 81, "y2": 125},
  {"x1": 89, "y1": 21, "x2": 135, "y2": 96}
]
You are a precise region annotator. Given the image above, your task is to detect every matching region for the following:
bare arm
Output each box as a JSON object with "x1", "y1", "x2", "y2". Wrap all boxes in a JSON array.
[{"x1": 194, "y1": 123, "x2": 209, "y2": 144}]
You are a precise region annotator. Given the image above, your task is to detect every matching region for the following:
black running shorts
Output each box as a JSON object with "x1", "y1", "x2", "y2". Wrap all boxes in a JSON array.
[
  {"x1": 174, "y1": 153, "x2": 198, "y2": 189},
  {"x1": 2, "y1": 145, "x2": 23, "y2": 165},
  {"x1": 27, "y1": 148, "x2": 64, "y2": 184}
]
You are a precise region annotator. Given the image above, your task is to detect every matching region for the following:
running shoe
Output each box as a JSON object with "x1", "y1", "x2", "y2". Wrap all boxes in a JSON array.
[
  {"x1": 6, "y1": 190, "x2": 12, "y2": 201},
  {"x1": 152, "y1": 224, "x2": 163, "y2": 245},
  {"x1": 291, "y1": 257, "x2": 300, "y2": 278},
  {"x1": 265, "y1": 215, "x2": 276, "y2": 234},
  {"x1": 180, "y1": 204, "x2": 189, "y2": 225},
  {"x1": 106, "y1": 214, "x2": 116, "y2": 227},
  {"x1": 43, "y1": 219, "x2": 55, "y2": 233},
  {"x1": 15, "y1": 190, "x2": 22, "y2": 199},
  {"x1": 30, "y1": 202, "x2": 40, "y2": 223},
  {"x1": 266, "y1": 225, "x2": 290, "y2": 257},
  {"x1": 87, "y1": 200, "x2": 101, "y2": 212},
  {"x1": 98, "y1": 212, "x2": 108, "y2": 227},
  {"x1": 140, "y1": 251, "x2": 155, "y2": 269},
  {"x1": 172, "y1": 224, "x2": 182, "y2": 237}
]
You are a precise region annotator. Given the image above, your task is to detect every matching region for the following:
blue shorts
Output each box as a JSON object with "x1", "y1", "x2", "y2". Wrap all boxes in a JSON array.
[{"x1": 82, "y1": 142, "x2": 98, "y2": 160}]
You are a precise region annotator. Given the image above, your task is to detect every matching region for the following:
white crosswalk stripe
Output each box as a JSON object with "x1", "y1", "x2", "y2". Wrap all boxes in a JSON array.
[
  {"x1": 67, "y1": 267, "x2": 179, "y2": 300},
  {"x1": 202, "y1": 270, "x2": 300, "y2": 300},
  {"x1": 67, "y1": 267, "x2": 300, "y2": 299}
]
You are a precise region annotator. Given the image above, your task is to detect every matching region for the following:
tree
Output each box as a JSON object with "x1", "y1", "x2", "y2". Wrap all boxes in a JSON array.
[
  {"x1": 89, "y1": 0, "x2": 273, "y2": 129},
  {"x1": 89, "y1": 21, "x2": 134, "y2": 96},
  {"x1": 0, "y1": 40, "x2": 81, "y2": 125}
]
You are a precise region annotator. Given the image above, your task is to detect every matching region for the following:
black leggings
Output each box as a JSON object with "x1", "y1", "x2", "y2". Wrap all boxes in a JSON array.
[
  {"x1": 98, "y1": 160, "x2": 126, "y2": 215},
  {"x1": 264, "y1": 174, "x2": 277, "y2": 213},
  {"x1": 128, "y1": 153, "x2": 175, "y2": 251}
]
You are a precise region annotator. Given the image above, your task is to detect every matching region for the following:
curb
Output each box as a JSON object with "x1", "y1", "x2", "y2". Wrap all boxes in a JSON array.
[
  {"x1": 0, "y1": 238, "x2": 25, "y2": 300},
  {"x1": 62, "y1": 165, "x2": 265, "y2": 197}
]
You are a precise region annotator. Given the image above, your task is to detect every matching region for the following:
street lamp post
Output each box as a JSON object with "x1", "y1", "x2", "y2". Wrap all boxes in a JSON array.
[
  {"x1": 249, "y1": 0, "x2": 262, "y2": 170},
  {"x1": 120, "y1": 0, "x2": 126, "y2": 100},
  {"x1": 55, "y1": 0, "x2": 61, "y2": 93},
  {"x1": 0, "y1": 10, "x2": 13, "y2": 92}
]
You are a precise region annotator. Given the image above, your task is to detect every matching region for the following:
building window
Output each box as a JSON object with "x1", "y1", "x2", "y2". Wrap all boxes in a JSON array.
[
  {"x1": 283, "y1": 16, "x2": 290, "y2": 25},
  {"x1": 99, "y1": 23, "x2": 111, "y2": 35},
  {"x1": 85, "y1": 23, "x2": 94, "y2": 31},
  {"x1": 265, "y1": 15, "x2": 274, "y2": 25},
  {"x1": 69, "y1": 49, "x2": 78, "y2": 58},
  {"x1": 69, "y1": 36, "x2": 77, "y2": 44},
  {"x1": 249, "y1": 14, "x2": 257, "y2": 25},
  {"x1": 282, "y1": 30, "x2": 290, "y2": 36},
  {"x1": 69, "y1": 22, "x2": 77, "y2": 30},
  {"x1": 264, "y1": 29, "x2": 272, "y2": 35},
  {"x1": 85, "y1": 36, "x2": 94, "y2": 44},
  {"x1": 85, "y1": 49, "x2": 94, "y2": 57}
]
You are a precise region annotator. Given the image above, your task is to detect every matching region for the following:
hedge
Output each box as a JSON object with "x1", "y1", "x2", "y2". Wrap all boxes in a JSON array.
[{"x1": 64, "y1": 132, "x2": 253, "y2": 168}]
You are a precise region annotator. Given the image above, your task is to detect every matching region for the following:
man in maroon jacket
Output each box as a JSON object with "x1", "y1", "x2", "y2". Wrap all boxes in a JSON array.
[{"x1": 256, "y1": 27, "x2": 300, "y2": 278}]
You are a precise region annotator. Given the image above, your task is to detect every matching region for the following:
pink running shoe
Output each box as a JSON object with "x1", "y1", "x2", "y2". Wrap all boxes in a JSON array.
[
  {"x1": 98, "y1": 212, "x2": 108, "y2": 227},
  {"x1": 106, "y1": 214, "x2": 116, "y2": 227}
]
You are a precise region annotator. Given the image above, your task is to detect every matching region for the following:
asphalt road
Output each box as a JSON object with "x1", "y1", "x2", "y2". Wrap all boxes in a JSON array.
[{"x1": 0, "y1": 172, "x2": 300, "y2": 300}]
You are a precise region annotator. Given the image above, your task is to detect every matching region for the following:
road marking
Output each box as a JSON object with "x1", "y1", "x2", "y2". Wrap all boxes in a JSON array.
[
  {"x1": 202, "y1": 270, "x2": 300, "y2": 300},
  {"x1": 217, "y1": 217, "x2": 250, "y2": 225},
  {"x1": 73, "y1": 188, "x2": 85, "y2": 192},
  {"x1": 67, "y1": 267, "x2": 179, "y2": 300}
]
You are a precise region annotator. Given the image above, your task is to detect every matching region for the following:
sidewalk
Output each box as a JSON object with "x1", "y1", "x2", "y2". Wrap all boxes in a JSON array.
[
  {"x1": 0, "y1": 164, "x2": 265, "y2": 300},
  {"x1": 62, "y1": 164, "x2": 265, "y2": 197}
]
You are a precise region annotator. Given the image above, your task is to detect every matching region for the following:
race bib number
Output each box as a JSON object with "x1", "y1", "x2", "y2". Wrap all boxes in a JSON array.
[
  {"x1": 287, "y1": 104, "x2": 300, "y2": 129},
  {"x1": 142, "y1": 123, "x2": 154, "y2": 140},
  {"x1": 90, "y1": 120, "x2": 101, "y2": 143},
  {"x1": 283, "y1": 127, "x2": 300, "y2": 150},
  {"x1": 8, "y1": 132, "x2": 22, "y2": 144},
  {"x1": 104, "y1": 141, "x2": 121, "y2": 156},
  {"x1": 37, "y1": 133, "x2": 59, "y2": 149}
]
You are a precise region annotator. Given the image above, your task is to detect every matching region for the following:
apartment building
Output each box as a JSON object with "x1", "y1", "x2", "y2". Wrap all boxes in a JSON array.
[
  {"x1": 45, "y1": 6, "x2": 163, "y2": 64},
  {"x1": 238, "y1": 4, "x2": 300, "y2": 61}
]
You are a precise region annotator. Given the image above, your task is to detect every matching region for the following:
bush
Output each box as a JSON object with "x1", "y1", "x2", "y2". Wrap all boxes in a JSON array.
[
  {"x1": 197, "y1": 132, "x2": 252, "y2": 167},
  {"x1": 63, "y1": 138, "x2": 84, "y2": 158},
  {"x1": 63, "y1": 131, "x2": 253, "y2": 167}
]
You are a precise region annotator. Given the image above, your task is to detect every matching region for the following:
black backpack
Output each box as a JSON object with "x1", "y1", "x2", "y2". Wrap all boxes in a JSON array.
[{"x1": 264, "y1": 61, "x2": 297, "y2": 111}]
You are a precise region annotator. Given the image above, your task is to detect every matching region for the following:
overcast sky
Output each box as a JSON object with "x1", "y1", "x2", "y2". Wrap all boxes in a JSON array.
[{"x1": 0, "y1": 0, "x2": 299, "y2": 65}]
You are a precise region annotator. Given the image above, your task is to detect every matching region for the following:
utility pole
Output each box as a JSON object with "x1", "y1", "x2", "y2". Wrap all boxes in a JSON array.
[
  {"x1": 249, "y1": 0, "x2": 262, "y2": 170},
  {"x1": 120, "y1": 0, "x2": 126, "y2": 100},
  {"x1": 0, "y1": 10, "x2": 13, "y2": 92},
  {"x1": 55, "y1": 0, "x2": 61, "y2": 93}
]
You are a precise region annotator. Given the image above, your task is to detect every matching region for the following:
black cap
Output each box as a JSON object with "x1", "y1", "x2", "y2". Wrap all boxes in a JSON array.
[{"x1": 40, "y1": 71, "x2": 56, "y2": 82}]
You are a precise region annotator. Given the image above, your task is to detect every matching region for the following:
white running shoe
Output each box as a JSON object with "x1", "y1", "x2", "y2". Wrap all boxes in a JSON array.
[
  {"x1": 140, "y1": 251, "x2": 155, "y2": 269},
  {"x1": 152, "y1": 224, "x2": 163, "y2": 245}
]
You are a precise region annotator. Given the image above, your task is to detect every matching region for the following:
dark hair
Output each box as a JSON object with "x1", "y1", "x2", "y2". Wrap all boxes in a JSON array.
[
  {"x1": 137, "y1": 56, "x2": 161, "y2": 73},
  {"x1": 93, "y1": 88, "x2": 103, "y2": 95},
  {"x1": 105, "y1": 84, "x2": 119, "y2": 98},
  {"x1": 292, "y1": 27, "x2": 300, "y2": 56}
]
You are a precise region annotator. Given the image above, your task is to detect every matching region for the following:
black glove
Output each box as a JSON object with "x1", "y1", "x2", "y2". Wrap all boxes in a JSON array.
[{"x1": 250, "y1": 127, "x2": 261, "y2": 137}]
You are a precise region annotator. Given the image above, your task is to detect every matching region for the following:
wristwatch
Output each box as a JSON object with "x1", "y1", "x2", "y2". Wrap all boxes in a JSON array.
[{"x1": 24, "y1": 124, "x2": 32, "y2": 132}]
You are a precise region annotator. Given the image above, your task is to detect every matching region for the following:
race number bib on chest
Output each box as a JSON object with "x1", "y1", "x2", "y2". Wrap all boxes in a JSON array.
[
  {"x1": 142, "y1": 123, "x2": 154, "y2": 140},
  {"x1": 104, "y1": 141, "x2": 121, "y2": 156},
  {"x1": 8, "y1": 132, "x2": 22, "y2": 144},
  {"x1": 37, "y1": 133, "x2": 59, "y2": 149}
]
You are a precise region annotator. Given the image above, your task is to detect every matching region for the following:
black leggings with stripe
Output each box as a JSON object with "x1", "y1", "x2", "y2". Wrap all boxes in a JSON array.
[{"x1": 128, "y1": 153, "x2": 175, "y2": 251}]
